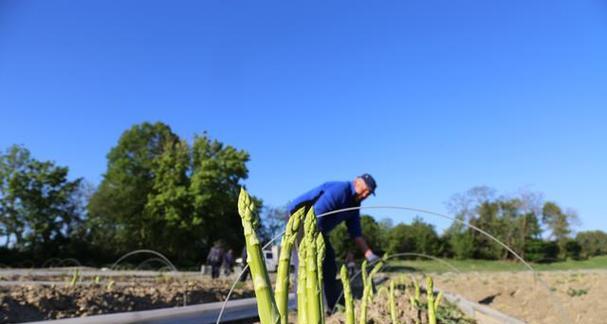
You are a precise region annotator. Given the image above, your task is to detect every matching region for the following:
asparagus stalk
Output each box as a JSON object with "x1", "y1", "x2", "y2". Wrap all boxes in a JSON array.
[
  {"x1": 411, "y1": 277, "x2": 421, "y2": 308},
  {"x1": 238, "y1": 188, "x2": 280, "y2": 324},
  {"x1": 368, "y1": 260, "x2": 384, "y2": 298},
  {"x1": 390, "y1": 280, "x2": 398, "y2": 324},
  {"x1": 316, "y1": 234, "x2": 326, "y2": 323},
  {"x1": 359, "y1": 260, "x2": 384, "y2": 324},
  {"x1": 275, "y1": 206, "x2": 306, "y2": 324},
  {"x1": 435, "y1": 290, "x2": 443, "y2": 312},
  {"x1": 426, "y1": 276, "x2": 436, "y2": 324},
  {"x1": 70, "y1": 269, "x2": 80, "y2": 286},
  {"x1": 359, "y1": 284, "x2": 370, "y2": 324},
  {"x1": 340, "y1": 265, "x2": 355, "y2": 324},
  {"x1": 361, "y1": 260, "x2": 368, "y2": 292},
  {"x1": 304, "y1": 208, "x2": 322, "y2": 324},
  {"x1": 297, "y1": 238, "x2": 308, "y2": 324},
  {"x1": 377, "y1": 286, "x2": 389, "y2": 299}
]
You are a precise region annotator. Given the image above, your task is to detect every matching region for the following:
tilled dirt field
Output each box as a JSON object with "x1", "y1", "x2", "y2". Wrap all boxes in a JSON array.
[
  {"x1": 431, "y1": 270, "x2": 607, "y2": 324},
  {"x1": 326, "y1": 277, "x2": 475, "y2": 324},
  {"x1": 0, "y1": 271, "x2": 255, "y2": 323},
  {"x1": 2, "y1": 269, "x2": 605, "y2": 323}
]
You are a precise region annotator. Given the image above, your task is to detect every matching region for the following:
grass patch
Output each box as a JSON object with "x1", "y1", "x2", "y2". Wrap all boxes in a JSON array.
[{"x1": 384, "y1": 255, "x2": 607, "y2": 273}]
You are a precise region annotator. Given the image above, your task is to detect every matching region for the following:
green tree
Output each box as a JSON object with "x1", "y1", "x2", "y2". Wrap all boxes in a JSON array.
[
  {"x1": 386, "y1": 223, "x2": 417, "y2": 255},
  {"x1": 88, "y1": 122, "x2": 181, "y2": 255},
  {"x1": 0, "y1": 145, "x2": 82, "y2": 255},
  {"x1": 0, "y1": 145, "x2": 31, "y2": 247},
  {"x1": 144, "y1": 139, "x2": 193, "y2": 259},
  {"x1": 329, "y1": 215, "x2": 387, "y2": 259},
  {"x1": 88, "y1": 124, "x2": 256, "y2": 264},
  {"x1": 189, "y1": 134, "x2": 253, "y2": 258},
  {"x1": 385, "y1": 217, "x2": 441, "y2": 256},
  {"x1": 470, "y1": 201, "x2": 504, "y2": 259},
  {"x1": 575, "y1": 230, "x2": 607, "y2": 258},
  {"x1": 443, "y1": 214, "x2": 474, "y2": 259},
  {"x1": 446, "y1": 187, "x2": 546, "y2": 260},
  {"x1": 542, "y1": 201, "x2": 575, "y2": 258},
  {"x1": 448, "y1": 231, "x2": 475, "y2": 259}
]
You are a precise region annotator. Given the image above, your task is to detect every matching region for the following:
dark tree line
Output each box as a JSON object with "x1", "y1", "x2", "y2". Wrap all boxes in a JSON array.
[{"x1": 329, "y1": 187, "x2": 605, "y2": 262}]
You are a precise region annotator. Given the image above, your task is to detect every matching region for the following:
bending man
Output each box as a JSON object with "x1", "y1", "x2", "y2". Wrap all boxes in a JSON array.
[{"x1": 288, "y1": 173, "x2": 380, "y2": 311}]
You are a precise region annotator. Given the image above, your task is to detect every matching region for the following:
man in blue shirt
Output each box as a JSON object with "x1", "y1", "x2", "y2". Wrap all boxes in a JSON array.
[{"x1": 288, "y1": 173, "x2": 379, "y2": 311}]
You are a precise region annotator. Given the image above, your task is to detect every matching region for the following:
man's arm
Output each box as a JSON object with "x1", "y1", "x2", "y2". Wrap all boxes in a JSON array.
[
  {"x1": 353, "y1": 236, "x2": 370, "y2": 254},
  {"x1": 353, "y1": 236, "x2": 380, "y2": 262}
]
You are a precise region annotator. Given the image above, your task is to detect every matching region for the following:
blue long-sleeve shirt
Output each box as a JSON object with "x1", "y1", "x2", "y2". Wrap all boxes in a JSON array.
[{"x1": 287, "y1": 181, "x2": 362, "y2": 238}]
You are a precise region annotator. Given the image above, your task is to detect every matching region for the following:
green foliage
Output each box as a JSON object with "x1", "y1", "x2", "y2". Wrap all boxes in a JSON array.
[
  {"x1": 87, "y1": 122, "x2": 255, "y2": 264},
  {"x1": 329, "y1": 215, "x2": 386, "y2": 259},
  {"x1": 88, "y1": 122, "x2": 181, "y2": 255},
  {"x1": 0, "y1": 145, "x2": 84, "y2": 256},
  {"x1": 190, "y1": 134, "x2": 253, "y2": 252},
  {"x1": 469, "y1": 200, "x2": 538, "y2": 260},
  {"x1": 542, "y1": 201, "x2": 576, "y2": 258},
  {"x1": 386, "y1": 223, "x2": 415, "y2": 256},
  {"x1": 524, "y1": 239, "x2": 558, "y2": 262},
  {"x1": 564, "y1": 239, "x2": 582, "y2": 260},
  {"x1": 566, "y1": 287, "x2": 588, "y2": 297},
  {"x1": 445, "y1": 187, "x2": 560, "y2": 261},
  {"x1": 331, "y1": 215, "x2": 443, "y2": 262},
  {"x1": 575, "y1": 230, "x2": 607, "y2": 258},
  {"x1": 386, "y1": 217, "x2": 442, "y2": 256},
  {"x1": 446, "y1": 231, "x2": 475, "y2": 260}
]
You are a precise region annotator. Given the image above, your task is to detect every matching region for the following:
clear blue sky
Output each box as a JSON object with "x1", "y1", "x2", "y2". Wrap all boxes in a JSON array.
[{"x1": 1, "y1": 1, "x2": 606, "y2": 233}]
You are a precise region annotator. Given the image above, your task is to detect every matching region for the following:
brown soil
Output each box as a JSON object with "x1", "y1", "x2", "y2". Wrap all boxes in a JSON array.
[
  {"x1": 0, "y1": 277, "x2": 254, "y2": 323},
  {"x1": 432, "y1": 270, "x2": 607, "y2": 324},
  {"x1": 326, "y1": 276, "x2": 475, "y2": 324},
  {"x1": 3, "y1": 270, "x2": 604, "y2": 323}
]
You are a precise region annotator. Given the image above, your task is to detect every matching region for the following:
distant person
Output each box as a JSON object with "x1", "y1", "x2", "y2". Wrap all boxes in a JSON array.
[
  {"x1": 207, "y1": 241, "x2": 225, "y2": 279},
  {"x1": 288, "y1": 174, "x2": 380, "y2": 311},
  {"x1": 223, "y1": 249, "x2": 234, "y2": 276}
]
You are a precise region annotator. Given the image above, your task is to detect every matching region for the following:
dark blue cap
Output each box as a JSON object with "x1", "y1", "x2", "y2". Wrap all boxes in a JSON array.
[{"x1": 360, "y1": 173, "x2": 377, "y2": 195}]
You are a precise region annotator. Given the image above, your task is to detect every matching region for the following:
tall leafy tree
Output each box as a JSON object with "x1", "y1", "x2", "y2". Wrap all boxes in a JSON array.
[
  {"x1": 542, "y1": 201, "x2": 575, "y2": 258},
  {"x1": 0, "y1": 145, "x2": 82, "y2": 254},
  {"x1": 443, "y1": 213, "x2": 475, "y2": 259},
  {"x1": 15, "y1": 160, "x2": 82, "y2": 251},
  {"x1": 88, "y1": 122, "x2": 181, "y2": 254},
  {"x1": 144, "y1": 139, "x2": 192, "y2": 258},
  {"x1": 446, "y1": 187, "x2": 545, "y2": 260},
  {"x1": 189, "y1": 134, "x2": 252, "y2": 257},
  {"x1": 384, "y1": 217, "x2": 441, "y2": 256},
  {"x1": 0, "y1": 145, "x2": 31, "y2": 247},
  {"x1": 88, "y1": 124, "x2": 255, "y2": 264},
  {"x1": 575, "y1": 230, "x2": 607, "y2": 258}
]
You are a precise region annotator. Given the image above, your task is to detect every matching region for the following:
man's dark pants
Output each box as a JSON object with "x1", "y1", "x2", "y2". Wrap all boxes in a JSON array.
[
  {"x1": 322, "y1": 234, "x2": 341, "y2": 311},
  {"x1": 211, "y1": 264, "x2": 220, "y2": 278}
]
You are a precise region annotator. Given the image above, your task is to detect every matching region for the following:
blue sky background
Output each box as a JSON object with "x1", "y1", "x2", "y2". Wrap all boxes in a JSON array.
[{"x1": 1, "y1": 1, "x2": 606, "y2": 233}]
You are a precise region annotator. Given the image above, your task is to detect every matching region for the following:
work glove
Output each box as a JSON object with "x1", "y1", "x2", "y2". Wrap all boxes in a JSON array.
[{"x1": 364, "y1": 250, "x2": 380, "y2": 263}]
